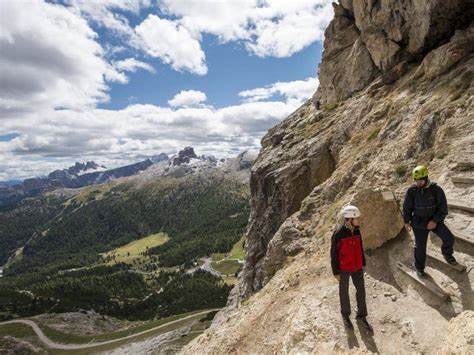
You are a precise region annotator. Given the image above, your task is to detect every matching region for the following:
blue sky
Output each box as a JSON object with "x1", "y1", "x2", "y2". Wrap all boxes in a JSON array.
[
  {"x1": 0, "y1": 0, "x2": 333, "y2": 180},
  {"x1": 102, "y1": 38, "x2": 324, "y2": 110}
]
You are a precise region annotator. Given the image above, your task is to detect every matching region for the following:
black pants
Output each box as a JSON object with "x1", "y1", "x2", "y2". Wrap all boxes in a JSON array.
[
  {"x1": 413, "y1": 223, "x2": 455, "y2": 271},
  {"x1": 339, "y1": 269, "x2": 367, "y2": 318}
]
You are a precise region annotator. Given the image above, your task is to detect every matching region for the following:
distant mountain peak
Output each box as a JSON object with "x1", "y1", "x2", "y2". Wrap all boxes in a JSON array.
[
  {"x1": 171, "y1": 146, "x2": 198, "y2": 166},
  {"x1": 67, "y1": 161, "x2": 107, "y2": 176}
]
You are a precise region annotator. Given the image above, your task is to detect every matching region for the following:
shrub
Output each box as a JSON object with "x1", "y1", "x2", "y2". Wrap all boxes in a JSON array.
[{"x1": 395, "y1": 165, "x2": 407, "y2": 177}]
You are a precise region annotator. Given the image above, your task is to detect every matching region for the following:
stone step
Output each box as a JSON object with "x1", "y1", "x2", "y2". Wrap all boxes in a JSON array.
[
  {"x1": 396, "y1": 262, "x2": 450, "y2": 300},
  {"x1": 444, "y1": 224, "x2": 474, "y2": 247},
  {"x1": 448, "y1": 199, "x2": 474, "y2": 214},
  {"x1": 451, "y1": 176, "x2": 474, "y2": 184},
  {"x1": 426, "y1": 249, "x2": 467, "y2": 272}
]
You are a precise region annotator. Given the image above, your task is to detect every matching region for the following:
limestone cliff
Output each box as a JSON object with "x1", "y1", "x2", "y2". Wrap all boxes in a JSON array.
[{"x1": 184, "y1": 0, "x2": 474, "y2": 353}]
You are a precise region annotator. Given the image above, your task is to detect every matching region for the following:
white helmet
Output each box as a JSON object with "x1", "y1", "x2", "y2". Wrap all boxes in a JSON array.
[{"x1": 342, "y1": 205, "x2": 361, "y2": 218}]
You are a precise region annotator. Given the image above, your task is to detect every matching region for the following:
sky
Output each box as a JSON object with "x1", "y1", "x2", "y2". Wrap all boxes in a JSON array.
[{"x1": 0, "y1": 0, "x2": 333, "y2": 180}]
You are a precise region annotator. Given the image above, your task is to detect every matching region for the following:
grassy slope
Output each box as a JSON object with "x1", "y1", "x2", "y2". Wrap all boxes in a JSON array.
[
  {"x1": 102, "y1": 232, "x2": 169, "y2": 265},
  {"x1": 211, "y1": 235, "x2": 245, "y2": 275}
]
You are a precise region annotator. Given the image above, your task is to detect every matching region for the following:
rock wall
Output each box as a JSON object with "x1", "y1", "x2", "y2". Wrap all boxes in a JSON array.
[
  {"x1": 241, "y1": 0, "x2": 474, "y2": 300},
  {"x1": 316, "y1": 0, "x2": 473, "y2": 104}
]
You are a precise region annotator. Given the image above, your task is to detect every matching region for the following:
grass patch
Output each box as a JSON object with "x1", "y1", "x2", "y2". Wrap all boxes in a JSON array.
[
  {"x1": 211, "y1": 253, "x2": 225, "y2": 262},
  {"x1": 228, "y1": 235, "x2": 245, "y2": 260},
  {"x1": 103, "y1": 232, "x2": 169, "y2": 265},
  {"x1": 395, "y1": 165, "x2": 408, "y2": 177},
  {"x1": 367, "y1": 126, "x2": 381, "y2": 142},
  {"x1": 0, "y1": 323, "x2": 37, "y2": 338},
  {"x1": 210, "y1": 235, "x2": 245, "y2": 262},
  {"x1": 211, "y1": 260, "x2": 241, "y2": 276},
  {"x1": 323, "y1": 102, "x2": 339, "y2": 111},
  {"x1": 64, "y1": 182, "x2": 118, "y2": 207}
]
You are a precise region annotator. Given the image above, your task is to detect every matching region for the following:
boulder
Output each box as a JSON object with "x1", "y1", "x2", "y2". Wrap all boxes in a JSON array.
[
  {"x1": 351, "y1": 188, "x2": 404, "y2": 250},
  {"x1": 415, "y1": 25, "x2": 474, "y2": 80}
]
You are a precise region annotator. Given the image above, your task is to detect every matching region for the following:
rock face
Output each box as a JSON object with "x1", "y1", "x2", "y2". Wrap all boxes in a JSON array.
[
  {"x1": 316, "y1": 0, "x2": 473, "y2": 104},
  {"x1": 351, "y1": 189, "x2": 404, "y2": 250},
  {"x1": 183, "y1": 0, "x2": 474, "y2": 353},
  {"x1": 444, "y1": 311, "x2": 474, "y2": 353},
  {"x1": 241, "y1": 122, "x2": 336, "y2": 297}
]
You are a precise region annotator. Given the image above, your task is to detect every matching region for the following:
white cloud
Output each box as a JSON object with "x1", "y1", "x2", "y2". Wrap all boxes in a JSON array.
[
  {"x1": 113, "y1": 58, "x2": 156, "y2": 73},
  {"x1": 0, "y1": 0, "x2": 123, "y2": 116},
  {"x1": 158, "y1": 0, "x2": 333, "y2": 58},
  {"x1": 65, "y1": 0, "x2": 151, "y2": 35},
  {"x1": 245, "y1": 2, "x2": 333, "y2": 57},
  {"x1": 134, "y1": 15, "x2": 207, "y2": 75},
  {"x1": 0, "y1": 97, "x2": 299, "y2": 180},
  {"x1": 160, "y1": 0, "x2": 257, "y2": 41},
  {"x1": 168, "y1": 90, "x2": 207, "y2": 108},
  {"x1": 239, "y1": 77, "x2": 319, "y2": 105}
]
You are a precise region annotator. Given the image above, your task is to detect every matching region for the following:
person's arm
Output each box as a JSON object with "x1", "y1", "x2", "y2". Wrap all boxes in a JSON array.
[
  {"x1": 403, "y1": 188, "x2": 414, "y2": 227},
  {"x1": 403, "y1": 188, "x2": 414, "y2": 223},
  {"x1": 360, "y1": 233, "x2": 366, "y2": 267},
  {"x1": 432, "y1": 186, "x2": 448, "y2": 224},
  {"x1": 330, "y1": 230, "x2": 340, "y2": 275}
]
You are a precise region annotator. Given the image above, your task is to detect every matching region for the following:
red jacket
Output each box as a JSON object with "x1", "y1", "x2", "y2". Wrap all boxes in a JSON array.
[{"x1": 330, "y1": 225, "x2": 366, "y2": 274}]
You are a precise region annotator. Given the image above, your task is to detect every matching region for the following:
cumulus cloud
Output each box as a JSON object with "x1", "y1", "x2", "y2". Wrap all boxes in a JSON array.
[
  {"x1": 65, "y1": 0, "x2": 151, "y2": 35},
  {"x1": 134, "y1": 15, "x2": 207, "y2": 75},
  {"x1": 168, "y1": 90, "x2": 207, "y2": 108},
  {"x1": 0, "y1": 0, "x2": 123, "y2": 117},
  {"x1": 159, "y1": 0, "x2": 257, "y2": 41},
  {"x1": 159, "y1": 0, "x2": 333, "y2": 58},
  {"x1": 113, "y1": 58, "x2": 155, "y2": 73},
  {"x1": 245, "y1": 2, "x2": 333, "y2": 57},
  {"x1": 0, "y1": 97, "x2": 299, "y2": 180},
  {"x1": 239, "y1": 77, "x2": 319, "y2": 105}
]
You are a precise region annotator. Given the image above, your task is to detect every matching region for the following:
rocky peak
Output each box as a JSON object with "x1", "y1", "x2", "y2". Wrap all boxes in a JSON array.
[
  {"x1": 67, "y1": 161, "x2": 105, "y2": 176},
  {"x1": 170, "y1": 146, "x2": 198, "y2": 166},
  {"x1": 315, "y1": 0, "x2": 473, "y2": 104}
]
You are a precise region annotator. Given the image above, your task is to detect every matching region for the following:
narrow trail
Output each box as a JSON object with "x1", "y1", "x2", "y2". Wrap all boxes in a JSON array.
[{"x1": 0, "y1": 309, "x2": 220, "y2": 350}]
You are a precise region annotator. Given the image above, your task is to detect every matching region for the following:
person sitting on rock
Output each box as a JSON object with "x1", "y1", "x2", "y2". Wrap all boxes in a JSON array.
[
  {"x1": 403, "y1": 165, "x2": 458, "y2": 277},
  {"x1": 331, "y1": 205, "x2": 373, "y2": 332}
]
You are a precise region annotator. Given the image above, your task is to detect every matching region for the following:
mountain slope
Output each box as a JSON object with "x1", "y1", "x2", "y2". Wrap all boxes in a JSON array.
[
  {"x1": 0, "y1": 157, "x2": 168, "y2": 207},
  {"x1": 0, "y1": 150, "x2": 252, "y2": 320},
  {"x1": 184, "y1": 1, "x2": 474, "y2": 353}
]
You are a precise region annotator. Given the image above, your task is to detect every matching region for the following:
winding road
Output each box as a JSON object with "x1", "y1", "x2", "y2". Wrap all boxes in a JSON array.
[{"x1": 0, "y1": 308, "x2": 220, "y2": 350}]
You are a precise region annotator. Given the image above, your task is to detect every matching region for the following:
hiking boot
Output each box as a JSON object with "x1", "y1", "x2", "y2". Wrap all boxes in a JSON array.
[
  {"x1": 444, "y1": 255, "x2": 458, "y2": 266},
  {"x1": 356, "y1": 317, "x2": 374, "y2": 332},
  {"x1": 342, "y1": 317, "x2": 354, "y2": 330},
  {"x1": 416, "y1": 269, "x2": 427, "y2": 277}
]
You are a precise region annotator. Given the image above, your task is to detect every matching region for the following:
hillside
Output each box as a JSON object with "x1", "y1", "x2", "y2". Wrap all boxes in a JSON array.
[
  {"x1": 0, "y1": 149, "x2": 252, "y2": 322},
  {"x1": 184, "y1": 1, "x2": 474, "y2": 353}
]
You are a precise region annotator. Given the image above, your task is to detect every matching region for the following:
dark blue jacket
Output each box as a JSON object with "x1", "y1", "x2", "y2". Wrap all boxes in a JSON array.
[{"x1": 403, "y1": 182, "x2": 448, "y2": 229}]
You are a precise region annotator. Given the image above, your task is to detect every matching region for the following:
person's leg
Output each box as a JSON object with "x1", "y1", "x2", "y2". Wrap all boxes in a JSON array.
[
  {"x1": 413, "y1": 228, "x2": 429, "y2": 271},
  {"x1": 352, "y1": 269, "x2": 367, "y2": 318},
  {"x1": 432, "y1": 223, "x2": 455, "y2": 257},
  {"x1": 339, "y1": 272, "x2": 351, "y2": 318}
]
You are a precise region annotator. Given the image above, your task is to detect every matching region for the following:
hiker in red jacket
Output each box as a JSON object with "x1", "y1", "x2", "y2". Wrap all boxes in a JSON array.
[{"x1": 330, "y1": 205, "x2": 372, "y2": 331}]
